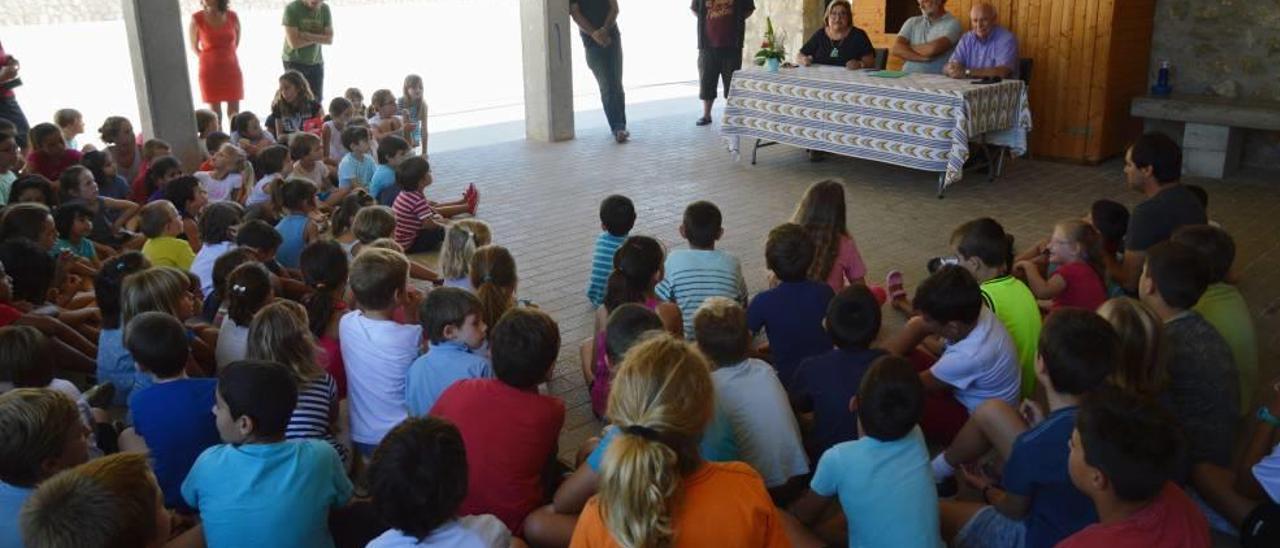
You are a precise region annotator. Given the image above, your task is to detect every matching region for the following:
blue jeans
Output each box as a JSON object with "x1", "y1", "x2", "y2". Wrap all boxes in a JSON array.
[{"x1": 584, "y1": 39, "x2": 626, "y2": 132}]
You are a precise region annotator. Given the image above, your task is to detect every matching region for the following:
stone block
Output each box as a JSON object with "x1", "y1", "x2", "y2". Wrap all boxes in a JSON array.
[{"x1": 1182, "y1": 122, "x2": 1242, "y2": 179}]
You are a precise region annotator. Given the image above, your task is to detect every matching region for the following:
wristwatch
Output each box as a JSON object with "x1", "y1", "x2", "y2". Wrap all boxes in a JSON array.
[
  {"x1": 1257, "y1": 406, "x2": 1280, "y2": 427},
  {"x1": 964, "y1": 68, "x2": 972, "y2": 78}
]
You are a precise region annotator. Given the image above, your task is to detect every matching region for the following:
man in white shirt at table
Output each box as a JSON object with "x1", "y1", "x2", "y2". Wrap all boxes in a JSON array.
[{"x1": 892, "y1": 0, "x2": 963, "y2": 74}]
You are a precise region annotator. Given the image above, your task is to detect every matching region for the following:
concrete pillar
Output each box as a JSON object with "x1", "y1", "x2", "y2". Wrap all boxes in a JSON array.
[
  {"x1": 1182, "y1": 122, "x2": 1242, "y2": 179},
  {"x1": 520, "y1": 0, "x2": 575, "y2": 142},
  {"x1": 122, "y1": 0, "x2": 202, "y2": 171}
]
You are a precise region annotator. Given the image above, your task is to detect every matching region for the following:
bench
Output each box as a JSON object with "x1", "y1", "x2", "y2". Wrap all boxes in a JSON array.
[{"x1": 1131, "y1": 94, "x2": 1280, "y2": 178}]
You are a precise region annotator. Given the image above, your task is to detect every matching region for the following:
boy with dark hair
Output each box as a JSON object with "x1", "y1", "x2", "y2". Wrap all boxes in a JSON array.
[
  {"x1": 0, "y1": 388, "x2": 91, "y2": 546},
  {"x1": 341, "y1": 248, "x2": 423, "y2": 454},
  {"x1": 586, "y1": 194, "x2": 635, "y2": 307},
  {"x1": 1172, "y1": 225, "x2": 1257, "y2": 412},
  {"x1": 366, "y1": 417, "x2": 512, "y2": 546},
  {"x1": 1057, "y1": 386, "x2": 1209, "y2": 547},
  {"x1": 1088, "y1": 199, "x2": 1129, "y2": 258},
  {"x1": 371, "y1": 134, "x2": 412, "y2": 205},
  {"x1": 182, "y1": 360, "x2": 353, "y2": 547},
  {"x1": 746, "y1": 222, "x2": 834, "y2": 388},
  {"x1": 697, "y1": 296, "x2": 809, "y2": 496},
  {"x1": 337, "y1": 125, "x2": 374, "y2": 191},
  {"x1": 431, "y1": 308, "x2": 566, "y2": 534},
  {"x1": 118, "y1": 311, "x2": 220, "y2": 512},
  {"x1": 51, "y1": 202, "x2": 97, "y2": 265},
  {"x1": 884, "y1": 265, "x2": 1020, "y2": 444},
  {"x1": 790, "y1": 284, "x2": 886, "y2": 458},
  {"x1": 793, "y1": 355, "x2": 941, "y2": 547},
  {"x1": 656, "y1": 200, "x2": 748, "y2": 337},
  {"x1": 1139, "y1": 241, "x2": 1238, "y2": 473},
  {"x1": 938, "y1": 309, "x2": 1120, "y2": 548},
  {"x1": 406, "y1": 287, "x2": 491, "y2": 416}
]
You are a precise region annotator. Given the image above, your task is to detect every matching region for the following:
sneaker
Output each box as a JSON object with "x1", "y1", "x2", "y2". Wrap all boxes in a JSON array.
[
  {"x1": 614, "y1": 129, "x2": 630, "y2": 143},
  {"x1": 695, "y1": 116, "x2": 712, "y2": 126},
  {"x1": 466, "y1": 190, "x2": 479, "y2": 215}
]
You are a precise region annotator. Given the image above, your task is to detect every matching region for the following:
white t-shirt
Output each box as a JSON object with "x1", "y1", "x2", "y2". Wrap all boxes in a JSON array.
[
  {"x1": 194, "y1": 171, "x2": 243, "y2": 202},
  {"x1": 1253, "y1": 442, "x2": 1280, "y2": 503},
  {"x1": 711, "y1": 358, "x2": 810, "y2": 487},
  {"x1": 215, "y1": 316, "x2": 250, "y2": 370},
  {"x1": 929, "y1": 306, "x2": 1022, "y2": 412},
  {"x1": 323, "y1": 121, "x2": 346, "y2": 162},
  {"x1": 339, "y1": 311, "x2": 422, "y2": 445},
  {"x1": 292, "y1": 161, "x2": 330, "y2": 190},
  {"x1": 366, "y1": 515, "x2": 511, "y2": 548},
  {"x1": 246, "y1": 173, "x2": 280, "y2": 207},
  {"x1": 191, "y1": 241, "x2": 235, "y2": 297}
]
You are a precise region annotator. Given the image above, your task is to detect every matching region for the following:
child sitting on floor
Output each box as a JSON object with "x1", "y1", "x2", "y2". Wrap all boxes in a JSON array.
[
  {"x1": 246, "y1": 144, "x2": 291, "y2": 209},
  {"x1": 299, "y1": 241, "x2": 350, "y2": 396},
  {"x1": 190, "y1": 201, "x2": 243, "y2": 297},
  {"x1": 162, "y1": 176, "x2": 209, "y2": 252},
  {"x1": 118, "y1": 311, "x2": 221, "y2": 511},
  {"x1": 1013, "y1": 219, "x2": 1108, "y2": 312},
  {"x1": 269, "y1": 70, "x2": 323, "y2": 139},
  {"x1": 214, "y1": 262, "x2": 274, "y2": 369},
  {"x1": 337, "y1": 125, "x2": 375, "y2": 192},
  {"x1": 94, "y1": 252, "x2": 152, "y2": 405},
  {"x1": 586, "y1": 194, "x2": 634, "y2": 308},
  {"x1": 431, "y1": 308, "x2": 565, "y2": 535},
  {"x1": 747, "y1": 223, "x2": 835, "y2": 388},
  {"x1": 470, "y1": 245, "x2": 519, "y2": 334},
  {"x1": 230, "y1": 111, "x2": 276, "y2": 158},
  {"x1": 59, "y1": 163, "x2": 141, "y2": 252},
  {"x1": 54, "y1": 108, "x2": 86, "y2": 152},
  {"x1": 182, "y1": 360, "x2": 353, "y2": 547},
  {"x1": 370, "y1": 134, "x2": 411, "y2": 205},
  {"x1": 366, "y1": 417, "x2": 512, "y2": 547},
  {"x1": 341, "y1": 248, "x2": 423, "y2": 455},
  {"x1": 0, "y1": 388, "x2": 91, "y2": 544},
  {"x1": 792, "y1": 355, "x2": 940, "y2": 548},
  {"x1": 52, "y1": 202, "x2": 99, "y2": 268},
  {"x1": 656, "y1": 200, "x2": 748, "y2": 336},
  {"x1": 391, "y1": 157, "x2": 474, "y2": 253},
  {"x1": 122, "y1": 266, "x2": 220, "y2": 375},
  {"x1": 330, "y1": 189, "x2": 373, "y2": 258},
  {"x1": 439, "y1": 222, "x2": 479, "y2": 290},
  {"x1": 406, "y1": 287, "x2": 491, "y2": 417},
  {"x1": 24, "y1": 122, "x2": 82, "y2": 181},
  {"x1": 139, "y1": 200, "x2": 195, "y2": 271},
  {"x1": 195, "y1": 143, "x2": 250, "y2": 204},
  {"x1": 274, "y1": 178, "x2": 321, "y2": 269},
  {"x1": 792, "y1": 179, "x2": 872, "y2": 293}
]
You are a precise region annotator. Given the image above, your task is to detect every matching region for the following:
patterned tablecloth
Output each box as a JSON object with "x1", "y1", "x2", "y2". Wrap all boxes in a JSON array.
[{"x1": 721, "y1": 66, "x2": 1032, "y2": 189}]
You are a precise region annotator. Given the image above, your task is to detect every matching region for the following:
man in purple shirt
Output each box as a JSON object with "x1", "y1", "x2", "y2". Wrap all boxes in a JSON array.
[{"x1": 944, "y1": 2, "x2": 1018, "y2": 79}]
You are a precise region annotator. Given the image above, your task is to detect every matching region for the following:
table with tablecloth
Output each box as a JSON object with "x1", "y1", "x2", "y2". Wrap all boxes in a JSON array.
[{"x1": 721, "y1": 66, "x2": 1032, "y2": 195}]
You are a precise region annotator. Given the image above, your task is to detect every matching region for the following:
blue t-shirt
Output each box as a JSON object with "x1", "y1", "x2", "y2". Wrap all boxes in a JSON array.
[
  {"x1": 587, "y1": 410, "x2": 739, "y2": 473},
  {"x1": 405, "y1": 340, "x2": 493, "y2": 417},
  {"x1": 182, "y1": 439, "x2": 353, "y2": 548},
  {"x1": 129, "y1": 378, "x2": 221, "y2": 511},
  {"x1": 337, "y1": 152, "x2": 375, "y2": 189},
  {"x1": 791, "y1": 347, "x2": 885, "y2": 458},
  {"x1": 370, "y1": 164, "x2": 396, "y2": 204},
  {"x1": 746, "y1": 280, "x2": 835, "y2": 387},
  {"x1": 52, "y1": 237, "x2": 96, "y2": 261},
  {"x1": 810, "y1": 427, "x2": 942, "y2": 548},
  {"x1": 654, "y1": 248, "x2": 748, "y2": 338},
  {"x1": 0, "y1": 481, "x2": 33, "y2": 548},
  {"x1": 97, "y1": 328, "x2": 151, "y2": 407},
  {"x1": 274, "y1": 213, "x2": 309, "y2": 269},
  {"x1": 100, "y1": 174, "x2": 131, "y2": 200},
  {"x1": 1002, "y1": 406, "x2": 1097, "y2": 548},
  {"x1": 586, "y1": 232, "x2": 626, "y2": 307}
]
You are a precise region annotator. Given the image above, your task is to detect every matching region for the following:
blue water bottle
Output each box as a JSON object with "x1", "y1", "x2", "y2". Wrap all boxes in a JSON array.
[{"x1": 1152, "y1": 60, "x2": 1172, "y2": 96}]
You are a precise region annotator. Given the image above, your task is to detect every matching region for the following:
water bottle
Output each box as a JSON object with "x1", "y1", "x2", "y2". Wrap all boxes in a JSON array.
[{"x1": 1152, "y1": 60, "x2": 1172, "y2": 96}]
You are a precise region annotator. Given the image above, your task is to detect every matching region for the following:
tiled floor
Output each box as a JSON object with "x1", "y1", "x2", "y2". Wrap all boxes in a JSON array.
[{"x1": 427, "y1": 105, "x2": 1280, "y2": 460}]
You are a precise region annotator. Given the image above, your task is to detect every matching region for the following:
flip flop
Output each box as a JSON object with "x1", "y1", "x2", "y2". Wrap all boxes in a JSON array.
[{"x1": 886, "y1": 270, "x2": 907, "y2": 302}]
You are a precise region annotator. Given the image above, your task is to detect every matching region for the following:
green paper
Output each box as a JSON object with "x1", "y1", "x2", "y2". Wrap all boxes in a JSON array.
[{"x1": 868, "y1": 70, "x2": 909, "y2": 78}]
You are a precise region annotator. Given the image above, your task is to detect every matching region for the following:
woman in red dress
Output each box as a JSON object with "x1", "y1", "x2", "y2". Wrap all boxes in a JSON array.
[{"x1": 189, "y1": 0, "x2": 244, "y2": 126}]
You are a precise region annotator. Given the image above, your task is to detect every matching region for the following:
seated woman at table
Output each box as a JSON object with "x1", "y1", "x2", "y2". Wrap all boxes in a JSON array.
[{"x1": 797, "y1": 0, "x2": 875, "y2": 70}]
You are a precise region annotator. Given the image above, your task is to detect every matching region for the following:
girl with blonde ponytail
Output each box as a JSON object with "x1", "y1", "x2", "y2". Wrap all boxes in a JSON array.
[{"x1": 569, "y1": 334, "x2": 789, "y2": 548}]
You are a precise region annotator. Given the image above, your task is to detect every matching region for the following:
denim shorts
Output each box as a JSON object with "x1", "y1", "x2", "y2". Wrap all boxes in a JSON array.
[{"x1": 954, "y1": 505, "x2": 1027, "y2": 548}]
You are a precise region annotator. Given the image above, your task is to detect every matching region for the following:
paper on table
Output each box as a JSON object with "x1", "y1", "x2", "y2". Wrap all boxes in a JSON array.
[{"x1": 868, "y1": 70, "x2": 909, "y2": 78}]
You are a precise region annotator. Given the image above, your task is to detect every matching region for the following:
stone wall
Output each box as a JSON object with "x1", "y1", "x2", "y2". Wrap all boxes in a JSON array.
[
  {"x1": 742, "y1": 0, "x2": 824, "y2": 68},
  {"x1": 0, "y1": 0, "x2": 421, "y2": 26},
  {"x1": 1149, "y1": 0, "x2": 1280, "y2": 170}
]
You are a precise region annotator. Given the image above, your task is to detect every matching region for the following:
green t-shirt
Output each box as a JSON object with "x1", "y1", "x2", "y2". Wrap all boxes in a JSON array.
[
  {"x1": 980, "y1": 276, "x2": 1042, "y2": 399},
  {"x1": 281, "y1": 1, "x2": 332, "y2": 65},
  {"x1": 1194, "y1": 282, "x2": 1258, "y2": 412}
]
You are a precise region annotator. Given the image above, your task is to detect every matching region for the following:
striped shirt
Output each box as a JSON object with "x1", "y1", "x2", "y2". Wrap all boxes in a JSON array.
[
  {"x1": 285, "y1": 373, "x2": 349, "y2": 465},
  {"x1": 655, "y1": 248, "x2": 749, "y2": 338},
  {"x1": 586, "y1": 232, "x2": 627, "y2": 307},
  {"x1": 392, "y1": 188, "x2": 438, "y2": 249}
]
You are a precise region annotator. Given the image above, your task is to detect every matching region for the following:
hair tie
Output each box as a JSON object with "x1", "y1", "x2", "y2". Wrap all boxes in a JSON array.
[
  {"x1": 623, "y1": 424, "x2": 660, "y2": 441},
  {"x1": 314, "y1": 282, "x2": 327, "y2": 289},
  {"x1": 231, "y1": 283, "x2": 247, "y2": 295},
  {"x1": 482, "y1": 273, "x2": 493, "y2": 284}
]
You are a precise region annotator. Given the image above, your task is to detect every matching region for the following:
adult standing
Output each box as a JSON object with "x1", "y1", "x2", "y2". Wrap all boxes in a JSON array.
[
  {"x1": 943, "y1": 2, "x2": 1018, "y2": 79},
  {"x1": 190, "y1": 0, "x2": 244, "y2": 125},
  {"x1": 0, "y1": 37, "x2": 30, "y2": 150},
  {"x1": 570, "y1": 0, "x2": 629, "y2": 143},
  {"x1": 797, "y1": 0, "x2": 875, "y2": 70},
  {"x1": 282, "y1": 0, "x2": 333, "y2": 101},
  {"x1": 1104, "y1": 132, "x2": 1206, "y2": 293},
  {"x1": 891, "y1": 0, "x2": 963, "y2": 74},
  {"x1": 691, "y1": 0, "x2": 754, "y2": 126}
]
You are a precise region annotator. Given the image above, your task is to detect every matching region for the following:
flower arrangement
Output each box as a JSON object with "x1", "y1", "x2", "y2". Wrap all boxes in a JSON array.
[{"x1": 753, "y1": 17, "x2": 787, "y2": 65}]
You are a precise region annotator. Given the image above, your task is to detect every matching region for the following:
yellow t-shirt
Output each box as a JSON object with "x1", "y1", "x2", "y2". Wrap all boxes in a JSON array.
[
  {"x1": 980, "y1": 275, "x2": 1042, "y2": 399},
  {"x1": 142, "y1": 236, "x2": 195, "y2": 271}
]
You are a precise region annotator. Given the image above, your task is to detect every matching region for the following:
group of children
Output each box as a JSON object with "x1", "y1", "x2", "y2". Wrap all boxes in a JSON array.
[{"x1": 0, "y1": 103, "x2": 1276, "y2": 548}]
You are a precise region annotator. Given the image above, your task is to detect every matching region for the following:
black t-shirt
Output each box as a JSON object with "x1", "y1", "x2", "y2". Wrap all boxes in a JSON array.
[
  {"x1": 799, "y1": 27, "x2": 874, "y2": 67},
  {"x1": 570, "y1": 0, "x2": 620, "y2": 46},
  {"x1": 789, "y1": 347, "x2": 886, "y2": 459},
  {"x1": 1124, "y1": 184, "x2": 1207, "y2": 252}
]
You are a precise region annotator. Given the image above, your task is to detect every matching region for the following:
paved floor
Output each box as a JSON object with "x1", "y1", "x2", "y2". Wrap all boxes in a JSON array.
[{"x1": 427, "y1": 102, "x2": 1280, "y2": 460}]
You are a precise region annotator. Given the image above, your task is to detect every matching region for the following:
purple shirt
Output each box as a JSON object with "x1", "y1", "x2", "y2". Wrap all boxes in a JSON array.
[{"x1": 949, "y1": 26, "x2": 1018, "y2": 76}]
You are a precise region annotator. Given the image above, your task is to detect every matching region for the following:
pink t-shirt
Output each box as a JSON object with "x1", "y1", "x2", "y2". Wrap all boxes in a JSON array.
[
  {"x1": 1052, "y1": 261, "x2": 1106, "y2": 311},
  {"x1": 1055, "y1": 483, "x2": 1209, "y2": 548},
  {"x1": 824, "y1": 234, "x2": 868, "y2": 293}
]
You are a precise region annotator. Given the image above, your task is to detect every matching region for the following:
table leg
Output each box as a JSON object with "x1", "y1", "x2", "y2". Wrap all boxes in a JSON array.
[
  {"x1": 751, "y1": 138, "x2": 760, "y2": 165},
  {"x1": 937, "y1": 173, "x2": 947, "y2": 199}
]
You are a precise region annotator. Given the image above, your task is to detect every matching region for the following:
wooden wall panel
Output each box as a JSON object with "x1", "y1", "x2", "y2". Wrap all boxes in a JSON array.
[{"x1": 852, "y1": 0, "x2": 1156, "y2": 162}]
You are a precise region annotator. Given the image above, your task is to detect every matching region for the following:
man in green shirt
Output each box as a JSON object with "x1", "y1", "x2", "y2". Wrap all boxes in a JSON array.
[{"x1": 282, "y1": 0, "x2": 333, "y2": 99}]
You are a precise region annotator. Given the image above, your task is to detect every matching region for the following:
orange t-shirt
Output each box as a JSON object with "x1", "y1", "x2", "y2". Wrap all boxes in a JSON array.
[{"x1": 569, "y1": 461, "x2": 791, "y2": 548}]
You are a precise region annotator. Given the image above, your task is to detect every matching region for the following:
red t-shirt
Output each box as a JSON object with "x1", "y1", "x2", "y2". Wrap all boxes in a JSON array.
[
  {"x1": 0, "y1": 303, "x2": 22, "y2": 327},
  {"x1": 1052, "y1": 261, "x2": 1107, "y2": 311},
  {"x1": 430, "y1": 378, "x2": 565, "y2": 534},
  {"x1": 705, "y1": 0, "x2": 737, "y2": 48},
  {"x1": 25, "y1": 149, "x2": 82, "y2": 181},
  {"x1": 1055, "y1": 483, "x2": 1210, "y2": 548}
]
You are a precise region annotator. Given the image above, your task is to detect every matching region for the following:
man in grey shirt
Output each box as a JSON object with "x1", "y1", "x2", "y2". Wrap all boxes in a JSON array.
[{"x1": 892, "y1": 0, "x2": 963, "y2": 74}]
